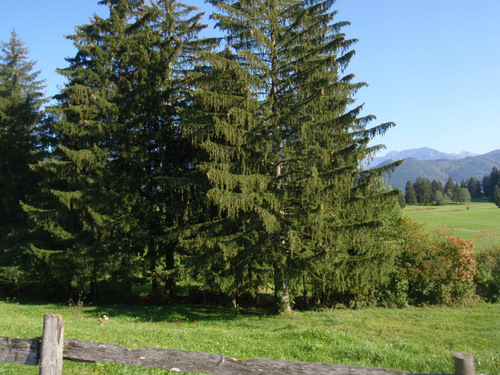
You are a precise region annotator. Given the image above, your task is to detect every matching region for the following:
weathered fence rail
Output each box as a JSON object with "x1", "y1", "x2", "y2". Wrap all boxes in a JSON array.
[{"x1": 0, "y1": 313, "x2": 481, "y2": 375}]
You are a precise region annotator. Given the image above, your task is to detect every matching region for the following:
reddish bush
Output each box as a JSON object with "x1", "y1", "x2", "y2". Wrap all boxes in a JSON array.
[
  {"x1": 379, "y1": 218, "x2": 479, "y2": 306},
  {"x1": 438, "y1": 235, "x2": 477, "y2": 282}
]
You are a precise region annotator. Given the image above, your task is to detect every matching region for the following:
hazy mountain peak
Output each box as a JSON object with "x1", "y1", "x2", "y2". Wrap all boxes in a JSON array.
[{"x1": 367, "y1": 147, "x2": 477, "y2": 167}]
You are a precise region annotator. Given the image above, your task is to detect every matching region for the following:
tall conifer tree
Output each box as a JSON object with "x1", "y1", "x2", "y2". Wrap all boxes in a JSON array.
[
  {"x1": 183, "y1": 48, "x2": 275, "y2": 305},
  {"x1": 0, "y1": 31, "x2": 46, "y2": 289},
  {"x1": 188, "y1": 0, "x2": 402, "y2": 310},
  {"x1": 405, "y1": 180, "x2": 417, "y2": 205},
  {"x1": 23, "y1": 0, "x2": 207, "y2": 300}
]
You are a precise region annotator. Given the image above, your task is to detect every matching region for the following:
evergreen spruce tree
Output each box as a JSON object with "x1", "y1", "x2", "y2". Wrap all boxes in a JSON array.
[
  {"x1": 23, "y1": 0, "x2": 207, "y2": 300},
  {"x1": 466, "y1": 177, "x2": 482, "y2": 199},
  {"x1": 444, "y1": 177, "x2": 456, "y2": 201},
  {"x1": 494, "y1": 185, "x2": 500, "y2": 208},
  {"x1": 483, "y1": 167, "x2": 500, "y2": 199},
  {"x1": 182, "y1": 47, "x2": 273, "y2": 305},
  {"x1": 188, "y1": 0, "x2": 402, "y2": 310},
  {"x1": 414, "y1": 177, "x2": 433, "y2": 204},
  {"x1": 405, "y1": 180, "x2": 417, "y2": 205},
  {"x1": 430, "y1": 179, "x2": 443, "y2": 198},
  {"x1": 482, "y1": 174, "x2": 491, "y2": 198},
  {"x1": 0, "y1": 31, "x2": 46, "y2": 290}
]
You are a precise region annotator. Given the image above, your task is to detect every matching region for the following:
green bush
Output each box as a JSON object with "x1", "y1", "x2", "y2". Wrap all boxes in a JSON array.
[{"x1": 474, "y1": 244, "x2": 500, "y2": 302}]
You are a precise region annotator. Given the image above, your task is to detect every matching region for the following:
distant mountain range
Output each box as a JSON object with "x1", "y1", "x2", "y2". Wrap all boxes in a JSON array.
[
  {"x1": 367, "y1": 147, "x2": 477, "y2": 167},
  {"x1": 366, "y1": 148, "x2": 500, "y2": 190}
]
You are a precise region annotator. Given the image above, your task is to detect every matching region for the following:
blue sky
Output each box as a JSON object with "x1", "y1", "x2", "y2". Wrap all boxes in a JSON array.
[{"x1": 2, "y1": 0, "x2": 499, "y2": 155}]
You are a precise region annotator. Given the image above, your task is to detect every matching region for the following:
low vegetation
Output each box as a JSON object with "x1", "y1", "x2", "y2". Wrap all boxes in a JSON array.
[{"x1": 0, "y1": 299, "x2": 498, "y2": 375}]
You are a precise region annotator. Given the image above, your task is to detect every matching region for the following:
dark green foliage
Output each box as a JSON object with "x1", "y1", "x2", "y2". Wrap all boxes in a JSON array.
[
  {"x1": 405, "y1": 180, "x2": 417, "y2": 205},
  {"x1": 414, "y1": 177, "x2": 433, "y2": 204},
  {"x1": 483, "y1": 167, "x2": 500, "y2": 204},
  {"x1": 474, "y1": 244, "x2": 500, "y2": 302},
  {"x1": 181, "y1": 47, "x2": 275, "y2": 305},
  {"x1": 0, "y1": 0, "x2": 406, "y2": 309},
  {"x1": 430, "y1": 179, "x2": 443, "y2": 195},
  {"x1": 430, "y1": 179, "x2": 450, "y2": 205},
  {"x1": 0, "y1": 31, "x2": 46, "y2": 291},
  {"x1": 21, "y1": 0, "x2": 208, "y2": 301},
  {"x1": 466, "y1": 177, "x2": 482, "y2": 199},
  {"x1": 2, "y1": 2, "x2": 497, "y2": 311},
  {"x1": 397, "y1": 190, "x2": 406, "y2": 208},
  {"x1": 443, "y1": 177, "x2": 457, "y2": 200},
  {"x1": 494, "y1": 185, "x2": 500, "y2": 208},
  {"x1": 404, "y1": 176, "x2": 479, "y2": 205},
  {"x1": 184, "y1": 0, "x2": 402, "y2": 311}
]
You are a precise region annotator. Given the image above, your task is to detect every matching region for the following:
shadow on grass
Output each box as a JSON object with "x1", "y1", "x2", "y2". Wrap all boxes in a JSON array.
[
  {"x1": 83, "y1": 302, "x2": 270, "y2": 323},
  {"x1": 0, "y1": 293, "x2": 270, "y2": 323}
]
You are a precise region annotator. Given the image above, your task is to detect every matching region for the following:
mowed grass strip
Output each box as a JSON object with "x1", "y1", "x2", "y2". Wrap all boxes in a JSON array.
[
  {"x1": 0, "y1": 300, "x2": 498, "y2": 375},
  {"x1": 404, "y1": 202, "x2": 500, "y2": 246}
]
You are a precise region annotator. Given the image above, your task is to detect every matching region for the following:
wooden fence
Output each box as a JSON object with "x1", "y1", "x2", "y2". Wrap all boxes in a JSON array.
[{"x1": 0, "y1": 313, "x2": 481, "y2": 375}]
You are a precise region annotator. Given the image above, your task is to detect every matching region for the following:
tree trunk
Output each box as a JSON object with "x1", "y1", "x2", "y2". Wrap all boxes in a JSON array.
[
  {"x1": 150, "y1": 241, "x2": 160, "y2": 299},
  {"x1": 165, "y1": 247, "x2": 177, "y2": 302},
  {"x1": 302, "y1": 274, "x2": 309, "y2": 306},
  {"x1": 90, "y1": 264, "x2": 98, "y2": 303},
  {"x1": 274, "y1": 265, "x2": 291, "y2": 313}
]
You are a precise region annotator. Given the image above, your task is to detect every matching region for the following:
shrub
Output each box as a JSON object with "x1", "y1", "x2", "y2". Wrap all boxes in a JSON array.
[
  {"x1": 378, "y1": 218, "x2": 479, "y2": 306},
  {"x1": 433, "y1": 234, "x2": 477, "y2": 304},
  {"x1": 474, "y1": 244, "x2": 500, "y2": 302},
  {"x1": 375, "y1": 217, "x2": 435, "y2": 306}
]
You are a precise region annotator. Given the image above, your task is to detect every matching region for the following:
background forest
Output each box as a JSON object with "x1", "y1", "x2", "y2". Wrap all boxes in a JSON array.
[
  {"x1": 403, "y1": 168, "x2": 500, "y2": 207},
  {"x1": 1, "y1": 0, "x2": 499, "y2": 312}
]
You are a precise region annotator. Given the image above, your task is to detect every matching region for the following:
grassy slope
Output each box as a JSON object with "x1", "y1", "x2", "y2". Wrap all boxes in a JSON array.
[
  {"x1": 404, "y1": 202, "x2": 500, "y2": 247},
  {"x1": 0, "y1": 300, "x2": 498, "y2": 375}
]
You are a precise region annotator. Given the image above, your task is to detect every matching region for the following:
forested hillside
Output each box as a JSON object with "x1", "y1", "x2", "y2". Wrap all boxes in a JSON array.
[{"x1": 383, "y1": 149, "x2": 500, "y2": 190}]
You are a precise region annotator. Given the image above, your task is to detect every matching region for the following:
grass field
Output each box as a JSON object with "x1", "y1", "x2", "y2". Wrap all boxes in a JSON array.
[
  {"x1": 404, "y1": 202, "x2": 500, "y2": 247},
  {"x1": 0, "y1": 299, "x2": 499, "y2": 375}
]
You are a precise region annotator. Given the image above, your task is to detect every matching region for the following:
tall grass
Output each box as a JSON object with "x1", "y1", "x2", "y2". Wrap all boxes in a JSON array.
[{"x1": 0, "y1": 299, "x2": 498, "y2": 374}]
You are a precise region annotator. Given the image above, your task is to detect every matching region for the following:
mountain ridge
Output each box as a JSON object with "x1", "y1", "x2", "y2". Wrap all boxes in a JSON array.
[
  {"x1": 367, "y1": 148, "x2": 500, "y2": 191},
  {"x1": 367, "y1": 147, "x2": 477, "y2": 167}
]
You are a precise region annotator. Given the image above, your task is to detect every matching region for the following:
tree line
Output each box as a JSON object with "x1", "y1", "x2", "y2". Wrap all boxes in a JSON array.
[
  {"x1": 1, "y1": 0, "x2": 498, "y2": 310},
  {"x1": 403, "y1": 168, "x2": 500, "y2": 206}
]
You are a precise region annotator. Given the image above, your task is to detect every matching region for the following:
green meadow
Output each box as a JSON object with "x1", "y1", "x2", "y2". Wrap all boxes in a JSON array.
[
  {"x1": 404, "y1": 202, "x2": 500, "y2": 247},
  {"x1": 0, "y1": 300, "x2": 499, "y2": 375}
]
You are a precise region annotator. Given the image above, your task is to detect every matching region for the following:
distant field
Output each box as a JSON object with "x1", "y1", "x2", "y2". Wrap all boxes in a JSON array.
[
  {"x1": 404, "y1": 202, "x2": 500, "y2": 247},
  {"x1": 0, "y1": 300, "x2": 498, "y2": 375}
]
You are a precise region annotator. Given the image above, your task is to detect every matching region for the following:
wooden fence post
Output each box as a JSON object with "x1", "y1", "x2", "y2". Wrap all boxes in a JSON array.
[
  {"x1": 454, "y1": 352, "x2": 475, "y2": 375},
  {"x1": 39, "y1": 313, "x2": 64, "y2": 375}
]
